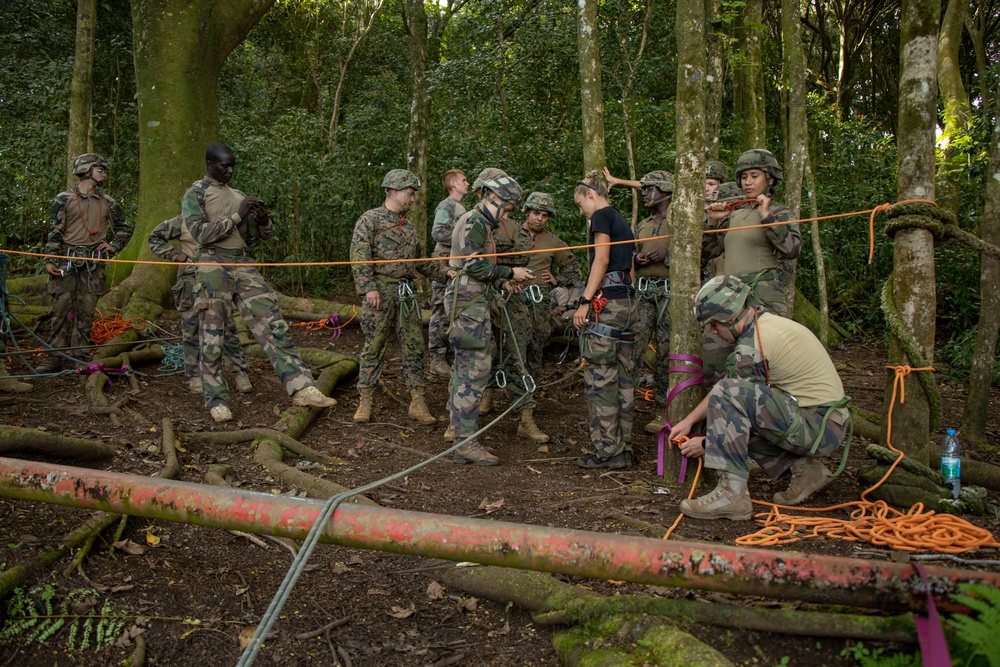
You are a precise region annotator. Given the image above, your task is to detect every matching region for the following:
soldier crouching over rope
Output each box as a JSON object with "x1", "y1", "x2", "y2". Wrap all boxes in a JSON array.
[
  {"x1": 350, "y1": 169, "x2": 450, "y2": 426},
  {"x1": 181, "y1": 142, "x2": 336, "y2": 423},
  {"x1": 667, "y1": 275, "x2": 852, "y2": 520},
  {"x1": 37, "y1": 154, "x2": 133, "y2": 373}
]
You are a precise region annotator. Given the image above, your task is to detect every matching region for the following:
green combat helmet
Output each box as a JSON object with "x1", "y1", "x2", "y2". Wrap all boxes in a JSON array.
[
  {"x1": 712, "y1": 181, "x2": 745, "y2": 202},
  {"x1": 705, "y1": 160, "x2": 729, "y2": 182},
  {"x1": 472, "y1": 168, "x2": 509, "y2": 195},
  {"x1": 640, "y1": 170, "x2": 674, "y2": 194},
  {"x1": 73, "y1": 153, "x2": 108, "y2": 177},
  {"x1": 734, "y1": 149, "x2": 783, "y2": 182},
  {"x1": 694, "y1": 275, "x2": 753, "y2": 325},
  {"x1": 482, "y1": 175, "x2": 523, "y2": 209},
  {"x1": 381, "y1": 169, "x2": 420, "y2": 191},
  {"x1": 523, "y1": 191, "x2": 556, "y2": 216}
]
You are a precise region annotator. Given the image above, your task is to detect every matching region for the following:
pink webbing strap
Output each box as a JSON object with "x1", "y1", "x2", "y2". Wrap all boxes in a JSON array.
[
  {"x1": 76, "y1": 363, "x2": 131, "y2": 376},
  {"x1": 913, "y1": 563, "x2": 953, "y2": 667},
  {"x1": 656, "y1": 354, "x2": 704, "y2": 479},
  {"x1": 328, "y1": 314, "x2": 342, "y2": 340}
]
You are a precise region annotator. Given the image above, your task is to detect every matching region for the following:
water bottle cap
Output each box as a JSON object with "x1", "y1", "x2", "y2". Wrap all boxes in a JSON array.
[{"x1": 946, "y1": 429, "x2": 956, "y2": 435}]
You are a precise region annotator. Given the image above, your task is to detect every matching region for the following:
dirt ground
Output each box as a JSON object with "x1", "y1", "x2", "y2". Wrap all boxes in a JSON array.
[{"x1": 1, "y1": 310, "x2": 999, "y2": 667}]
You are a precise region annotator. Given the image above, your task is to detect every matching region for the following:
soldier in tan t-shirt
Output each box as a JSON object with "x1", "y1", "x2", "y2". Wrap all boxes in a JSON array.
[{"x1": 669, "y1": 276, "x2": 851, "y2": 521}]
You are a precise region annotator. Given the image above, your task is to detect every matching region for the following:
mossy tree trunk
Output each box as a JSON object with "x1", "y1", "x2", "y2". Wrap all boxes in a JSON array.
[
  {"x1": 936, "y1": 0, "x2": 972, "y2": 220},
  {"x1": 884, "y1": 0, "x2": 940, "y2": 464},
  {"x1": 705, "y1": 0, "x2": 725, "y2": 160},
  {"x1": 66, "y1": 0, "x2": 96, "y2": 189},
  {"x1": 781, "y1": 0, "x2": 808, "y2": 311},
  {"x1": 738, "y1": 0, "x2": 766, "y2": 150},
  {"x1": 667, "y1": 0, "x2": 707, "y2": 481},
  {"x1": 961, "y1": 95, "x2": 1000, "y2": 443},
  {"x1": 577, "y1": 0, "x2": 606, "y2": 172},
  {"x1": 402, "y1": 0, "x2": 430, "y2": 250},
  {"x1": 109, "y1": 0, "x2": 275, "y2": 303}
]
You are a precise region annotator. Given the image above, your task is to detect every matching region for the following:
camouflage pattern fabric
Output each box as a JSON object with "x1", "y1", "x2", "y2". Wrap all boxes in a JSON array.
[
  {"x1": 45, "y1": 266, "x2": 104, "y2": 351},
  {"x1": 445, "y1": 281, "x2": 493, "y2": 445},
  {"x1": 525, "y1": 292, "x2": 551, "y2": 377},
  {"x1": 633, "y1": 280, "x2": 670, "y2": 405},
  {"x1": 429, "y1": 197, "x2": 467, "y2": 356},
  {"x1": 703, "y1": 316, "x2": 849, "y2": 478},
  {"x1": 493, "y1": 290, "x2": 535, "y2": 411},
  {"x1": 351, "y1": 205, "x2": 444, "y2": 388},
  {"x1": 193, "y1": 255, "x2": 313, "y2": 408},
  {"x1": 581, "y1": 297, "x2": 637, "y2": 459}
]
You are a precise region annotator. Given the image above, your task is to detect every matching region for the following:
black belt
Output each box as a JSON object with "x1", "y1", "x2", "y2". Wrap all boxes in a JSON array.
[
  {"x1": 585, "y1": 321, "x2": 635, "y2": 343},
  {"x1": 599, "y1": 270, "x2": 631, "y2": 289}
]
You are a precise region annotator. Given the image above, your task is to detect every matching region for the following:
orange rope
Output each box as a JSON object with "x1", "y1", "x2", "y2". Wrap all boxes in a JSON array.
[
  {"x1": 291, "y1": 305, "x2": 358, "y2": 331},
  {"x1": 90, "y1": 313, "x2": 148, "y2": 345},
  {"x1": 662, "y1": 437, "x2": 703, "y2": 541},
  {"x1": 661, "y1": 366, "x2": 1000, "y2": 553}
]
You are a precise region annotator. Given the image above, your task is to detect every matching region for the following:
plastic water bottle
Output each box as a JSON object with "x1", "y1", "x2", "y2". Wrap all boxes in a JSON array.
[{"x1": 940, "y1": 429, "x2": 961, "y2": 498}]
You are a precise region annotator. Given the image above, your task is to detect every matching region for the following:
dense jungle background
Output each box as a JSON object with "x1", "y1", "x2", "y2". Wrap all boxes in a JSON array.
[{"x1": 0, "y1": 0, "x2": 997, "y2": 381}]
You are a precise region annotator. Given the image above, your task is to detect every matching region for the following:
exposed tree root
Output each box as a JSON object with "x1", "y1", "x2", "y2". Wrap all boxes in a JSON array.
[
  {"x1": 600, "y1": 510, "x2": 676, "y2": 540},
  {"x1": 0, "y1": 426, "x2": 118, "y2": 460},
  {"x1": 254, "y1": 440, "x2": 374, "y2": 504},
  {"x1": 184, "y1": 428, "x2": 343, "y2": 465},
  {"x1": 121, "y1": 634, "x2": 146, "y2": 667},
  {"x1": 929, "y1": 451, "x2": 1000, "y2": 492},
  {"x1": 851, "y1": 409, "x2": 881, "y2": 441}
]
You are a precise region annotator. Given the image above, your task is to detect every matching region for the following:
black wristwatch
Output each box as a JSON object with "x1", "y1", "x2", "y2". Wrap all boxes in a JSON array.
[{"x1": 577, "y1": 295, "x2": 591, "y2": 307}]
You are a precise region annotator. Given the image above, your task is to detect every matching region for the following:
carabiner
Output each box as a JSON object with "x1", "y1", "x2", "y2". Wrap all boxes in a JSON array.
[
  {"x1": 521, "y1": 374, "x2": 536, "y2": 393},
  {"x1": 637, "y1": 276, "x2": 649, "y2": 293},
  {"x1": 398, "y1": 280, "x2": 414, "y2": 298},
  {"x1": 526, "y1": 284, "x2": 543, "y2": 304},
  {"x1": 493, "y1": 370, "x2": 508, "y2": 388}
]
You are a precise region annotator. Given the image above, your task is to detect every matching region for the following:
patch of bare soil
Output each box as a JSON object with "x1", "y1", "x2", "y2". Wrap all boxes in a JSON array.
[{"x1": 1, "y1": 314, "x2": 998, "y2": 666}]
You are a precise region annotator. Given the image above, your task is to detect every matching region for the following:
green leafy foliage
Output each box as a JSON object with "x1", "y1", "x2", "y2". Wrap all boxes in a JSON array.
[
  {"x1": 0, "y1": 585, "x2": 130, "y2": 653},
  {"x1": 948, "y1": 583, "x2": 1000, "y2": 667},
  {"x1": 839, "y1": 642, "x2": 920, "y2": 667}
]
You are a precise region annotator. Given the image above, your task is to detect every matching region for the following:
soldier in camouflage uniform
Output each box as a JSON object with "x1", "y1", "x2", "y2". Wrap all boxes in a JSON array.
[
  {"x1": 632, "y1": 171, "x2": 673, "y2": 434},
  {"x1": 700, "y1": 149, "x2": 801, "y2": 387},
  {"x1": 351, "y1": 169, "x2": 448, "y2": 426},
  {"x1": 572, "y1": 171, "x2": 638, "y2": 470},
  {"x1": 37, "y1": 154, "x2": 133, "y2": 372},
  {"x1": 446, "y1": 175, "x2": 533, "y2": 465},
  {"x1": 181, "y1": 142, "x2": 336, "y2": 423},
  {"x1": 704, "y1": 160, "x2": 729, "y2": 200},
  {"x1": 148, "y1": 216, "x2": 252, "y2": 395},
  {"x1": 427, "y1": 169, "x2": 469, "y2": 378},
  {"x1": 668, "y1": 276, "x2": 851, "y2": 520}
]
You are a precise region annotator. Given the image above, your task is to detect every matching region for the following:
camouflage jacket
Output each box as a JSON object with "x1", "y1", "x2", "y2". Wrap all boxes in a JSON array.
[
  {"x1": 180, "y1": 177, "x2": 274, "y2": 253},
  {"x1": 44, "y1": 185, "x2": 132, "y2": 259},
  {"x1": 350, "y1": 206, "x2": 444, "y2": 295},
  {"x1": 148, "y1": 215, "x2": 189, "y2": 263},
  {"x1": 517, "y1": 226, "x2": 583, "y2": 289},
  {"x1": 448, "y1": 206, "x2": 513, "y2": 289},
  {"x1": 430, "y1": 197, "x2": 466, "y2": 257},
  {"x1": 493, "y1": 216, "x2": 531, "y2": 268}
]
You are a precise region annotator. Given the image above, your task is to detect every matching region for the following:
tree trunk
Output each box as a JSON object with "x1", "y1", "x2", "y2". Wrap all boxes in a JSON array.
[
  {"x1": 961, "y1": 95, "x2": 1000, "y2": 442},
  {"x1": 805, "y1": 158, "x2": 829, "y2": 346},
  {"x1": 66, "y1": 0, "x2": 96, "y2": 189},
  {"x1": 577, "y1": 0, "x2": 606, "y2": 172},
  {"x1": 782, "y1": 0, "x2": 808, "y2": 312},
  {"x1": 884, "y1": 0, "x2": 940, "y2": 464},
  {"x1": 403, "y1": 0, "x2": 431, "y2": 250},
  {"x1": 705, "y1": 0, "x2": 725, "y2": 160},
  {"x1": 114, "y1": 0, "x2": 275, "y2": 296},
  {"x1": 668, "y1": 0, "x2": 707, "y2": 481},
  {"x1": 963, "y1": 9, "x2": 989, "y2": 111},
  {"x1": 936, "y1": 0, "x2": 972, "y2": 220},
  {"x1": 739, "y1": 0, "x2": 766, "y2": 149}
]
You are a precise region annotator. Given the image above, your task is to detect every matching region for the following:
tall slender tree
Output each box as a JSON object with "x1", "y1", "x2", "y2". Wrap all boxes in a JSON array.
[
  {"x1": 738, "y1": 0, "x2": 766, "y2": 149},
  {"x1": 578, "y1": 0, "x2": 606, "y2": 172},
  {"x1": 936, "y1": 0, "x2": 971, "y2": 220},
  {"x1": 66, "y1": 0, "x2": 96, "y2": 189},
  {"x1": 883, "y1": 0, "x2": 940, "y2": 464},
  {"x1": 705, "y1": 0, "x2": 725, "y2": 160}
]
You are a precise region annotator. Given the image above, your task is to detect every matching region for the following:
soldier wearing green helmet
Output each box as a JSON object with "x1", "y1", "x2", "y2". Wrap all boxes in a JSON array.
[
  {"x1": 428, "y1": 169, "x2": 470, "y2": 379},
  {"x1": 37, "y1": 153, "x2": 133, "y2": 373},
  {"x1": 704, "y1": 160, "x2": 729, "y2": 200},
  {"x1": 632, "y1": 170, "x2": 674, "y2": 434},
  {"x1": 445, "y1": 174, "x2": 534, "y2": 465},
  {"x1": 667, "y1": 275, "x2": 851, "y2": 520},
  {"x1": 701, "y1": 149, "x2": 801, "y2": 387},
  {"x1": 350, "y1": 168, "x2": 449, "y2": 426}
]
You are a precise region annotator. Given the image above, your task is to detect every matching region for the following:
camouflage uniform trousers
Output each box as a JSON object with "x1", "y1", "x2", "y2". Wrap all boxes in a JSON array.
[
  {"x1": 581, "y1": 297, "x2": 638, "y2": 459},
  {"x1": 194, "y1": 257, "x2": 313, "y2": 409},
  {"x1": 703, "y1": 377, "x2": 850, "y2": 479},
  {"x1": 45, "y1": 263, "x2": 105, "y2": 352},
  {"x1": 633, "y1": 279, "x2": 670, "y2": 406},
  {"x1": 702, "y1": 273, "x2": 787, "y2": 387},
  {"x1": 174, "y1": 266, "x2": 247, "y2": 379},
  {"x1": 445, "y1": 281, "x2": 493, "y2": 446},
  {"x1": 427, "y1": 279, "x2": 450, "y2": 357},
  {"x1": 493, "y1": 291, "x2": 536, "y2": 412},
  {"x1": 358, "y1": 278, "x2": 425, "y2": 390}
]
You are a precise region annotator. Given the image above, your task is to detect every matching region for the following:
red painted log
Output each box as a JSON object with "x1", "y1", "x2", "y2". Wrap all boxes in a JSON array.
[{"x1": 0, "y1": 456, "x2": 995, "y2": 611}]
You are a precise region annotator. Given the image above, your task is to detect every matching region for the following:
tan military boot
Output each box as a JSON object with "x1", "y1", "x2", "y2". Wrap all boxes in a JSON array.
[
  {"x1": 773, "y1": 458, "x2": 831, "y2": 506},
  {"x1": 232, "y1": 370, "x2": 253, "y2": 394},
  {"x1": 443, "y1": 423, "x2": 454, "y2": 441},
  {"x1": 452, "y1": 442, "x2": 499, "y2": 466},
  {"x1": 516, "y1": 409, "x2": 549, "y2": 443},
  {"x1": 353, "y1": 386, "x2": 374, "y2": 423},
  {"x1": 479, "y1": 387, "x2": 494, "y2": 415},
  {"x1": 428, "y1": 354, "x2": 451, "y2": 378},
  {"x1": 644, "y1": 414, "x2": 664, "y2": 434},
  {"x1": 187, "y1": 376, "x2": 203, "y2": 394},
  {"x1": 679, "y1": 473, "x2": 753, "y2": 521},
  {"x1": 292, "y1": 385, "x2": 337, "y2": 408},
  {"x1": 408, "y1": 388, "x2": 437, "y2": 425}
]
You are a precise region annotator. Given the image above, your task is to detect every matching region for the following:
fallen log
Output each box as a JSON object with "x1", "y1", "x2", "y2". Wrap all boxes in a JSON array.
[
  {"x1": 4, "y1": 457, "x2": 999, "y2": 611},
  {"x1": 929, "y1": 452, "x2": 1000, "y2": 492},
  {"x1": 0, "y1": 426, "x2": 118, "y2": 461}
]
